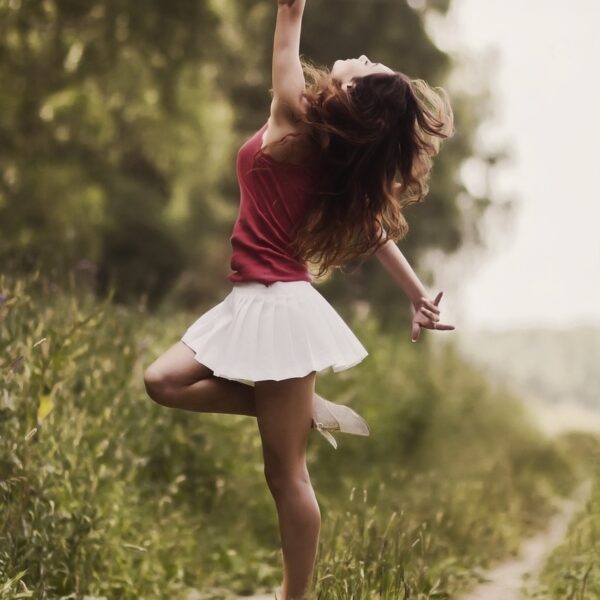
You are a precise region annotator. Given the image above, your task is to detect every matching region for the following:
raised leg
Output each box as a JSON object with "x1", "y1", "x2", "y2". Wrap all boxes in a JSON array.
[
  {"x1": 144, "y1": 343, "x2": 322, "y2": 596},
  {"x1": 143, "y1": 341, "x2": 257, "y2": 416},
  {"x1": 254, "y1": 373, "x2": 321, "y2": 600}
]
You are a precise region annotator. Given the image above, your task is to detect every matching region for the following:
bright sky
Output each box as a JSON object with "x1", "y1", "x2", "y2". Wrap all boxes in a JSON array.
[{"x1": 422, "y1": 0, "x2": 600, "y2": 332}]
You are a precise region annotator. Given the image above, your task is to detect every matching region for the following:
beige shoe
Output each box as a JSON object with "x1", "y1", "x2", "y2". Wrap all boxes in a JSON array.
[{"x1": 310, "y1": 393, "x2": 370, "y2": 449}]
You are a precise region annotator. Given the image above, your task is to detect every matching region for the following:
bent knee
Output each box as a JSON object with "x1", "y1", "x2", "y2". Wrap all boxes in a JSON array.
[{"x1": 143, "y1": 364, "x2": 172, "y2": 403}]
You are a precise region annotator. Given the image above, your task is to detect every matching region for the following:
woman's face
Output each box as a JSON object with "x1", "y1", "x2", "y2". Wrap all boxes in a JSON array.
[{"x1": 331, "y1": 55, "x2": 395, "y2": 89}]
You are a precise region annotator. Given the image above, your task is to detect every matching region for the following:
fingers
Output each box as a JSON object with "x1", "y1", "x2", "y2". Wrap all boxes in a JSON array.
[
  {"x1": 412, "y1": 319, "x2": 454, "y2": 341},
  {"x1": 425, "y1": 303, "x2": 440, "y2": 315},
  {"x1": 419, "y1": 296, "x2": 441, "y2": 315},
  {"x1": 421, "y1": 307, "x2": 439, "y2": 321},
  {"x1": 417, "y1": 316, "x2": 455, "y2": 331},
  {"x1": 411, "y1": 321, "x2": 421, "y2": 343},
  {"x1": 411, "y1": 291, "x2": 454, "y2": 340},
  {"x1": 430, "y1": 322, "x2": 455, "y2": 331}
]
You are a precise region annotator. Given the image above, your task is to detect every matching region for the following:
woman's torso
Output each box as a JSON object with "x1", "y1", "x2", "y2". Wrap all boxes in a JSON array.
[{"x1": 227, "y1": 120, "x2": 319, "y2": 286}]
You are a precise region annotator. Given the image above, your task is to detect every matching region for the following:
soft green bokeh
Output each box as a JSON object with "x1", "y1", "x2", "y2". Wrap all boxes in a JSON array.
[{"x1": 0, "y1": 0, "x2": 502, "y2": 325}]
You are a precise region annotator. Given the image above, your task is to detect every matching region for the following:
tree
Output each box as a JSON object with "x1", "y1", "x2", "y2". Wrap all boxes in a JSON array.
[{"x1": 0, "y1": 0, "x2": 499, "y2": 321}]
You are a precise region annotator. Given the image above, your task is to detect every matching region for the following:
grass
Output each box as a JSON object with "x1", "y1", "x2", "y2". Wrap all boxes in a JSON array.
[
  {"x1": 526, "y1": 435, "x2": 600, "y2": 600},
  {"x1": 0, "y1": 271, "x2": 589, "y2": 599}
]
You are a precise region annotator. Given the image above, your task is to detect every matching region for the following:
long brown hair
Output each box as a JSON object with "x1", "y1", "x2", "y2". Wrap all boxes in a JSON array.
[{"x1": 263, "y1": 58, "x2": 455, "y2": 278}]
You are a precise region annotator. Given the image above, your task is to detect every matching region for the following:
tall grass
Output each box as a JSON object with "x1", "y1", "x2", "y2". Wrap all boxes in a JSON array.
[
  {"x1": 0, "y1": 272, "x2": 585, "y2": 599},
  {"x1": 527, "y1": 435, "x2": 600, "y2": 600}
]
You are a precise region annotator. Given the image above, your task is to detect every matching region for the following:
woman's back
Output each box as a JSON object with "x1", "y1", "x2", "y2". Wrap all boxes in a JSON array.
[{"x1": 227, "y1": 121, "x2": 318, "y2": 286}]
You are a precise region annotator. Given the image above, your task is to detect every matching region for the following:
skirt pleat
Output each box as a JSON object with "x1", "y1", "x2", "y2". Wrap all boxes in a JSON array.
[
  {"x1": 180, "y1": 280, "x2": 368, "y2": 386},
  {"x1": 287, "y1": 294, "x2": 320, "y2": 369}
]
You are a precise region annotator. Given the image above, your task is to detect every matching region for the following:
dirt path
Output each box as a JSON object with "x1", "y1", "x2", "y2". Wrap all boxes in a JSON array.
[
  {"x1": 460, "y1": 481, "x2": 592, "y2": 600},
  {"x1": 237, "y1": 482, "x2": 591, "y2": 600}
]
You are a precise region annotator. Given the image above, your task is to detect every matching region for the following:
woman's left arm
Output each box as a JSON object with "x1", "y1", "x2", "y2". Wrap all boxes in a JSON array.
[{"x1": 373, "y1": 239, "x2": 455, "y2": 342}]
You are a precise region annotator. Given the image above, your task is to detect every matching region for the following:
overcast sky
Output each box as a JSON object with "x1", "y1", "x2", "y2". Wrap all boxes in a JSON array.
[{"x1": 422, "y1": 0, "x2": 600, "y2": 332}]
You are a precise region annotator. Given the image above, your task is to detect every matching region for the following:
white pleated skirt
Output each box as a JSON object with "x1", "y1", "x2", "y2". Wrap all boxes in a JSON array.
[{"x1": 180, "y1": 280, "x2": 369, "y2": 387}]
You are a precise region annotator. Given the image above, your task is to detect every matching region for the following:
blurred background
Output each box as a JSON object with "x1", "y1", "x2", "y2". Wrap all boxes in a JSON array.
[{"x1": 1, "y1": 0, "x2": 599, "y2": 598}]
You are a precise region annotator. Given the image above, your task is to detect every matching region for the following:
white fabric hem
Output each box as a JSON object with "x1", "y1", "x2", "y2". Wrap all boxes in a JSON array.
[
  {"x1": 179, "y1": 280, "x2": 369, "y2": 388},
  {"x1": 181, "y1": 337, "x2": 368, "y2": 387}
]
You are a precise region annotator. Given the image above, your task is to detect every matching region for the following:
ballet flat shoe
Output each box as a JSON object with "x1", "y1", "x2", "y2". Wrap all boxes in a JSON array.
[{"x1": 311, "y1": 393, "x2": 370, "y2": 449}]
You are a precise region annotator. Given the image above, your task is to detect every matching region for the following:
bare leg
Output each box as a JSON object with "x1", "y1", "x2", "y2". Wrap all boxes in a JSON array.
[
  {"x1": 143, "y1": 341, "x2": 257, "y2": 416},
  {"x1": 144, "y1": 343, "x2": 321, "y2": 596},
  {"x1": 255, "y1": 373, "x2": 320, "y2": 600}
]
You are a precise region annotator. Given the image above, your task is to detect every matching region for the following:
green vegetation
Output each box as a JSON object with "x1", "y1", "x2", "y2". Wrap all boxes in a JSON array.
[
  {"x1": 1, "y1": 2, "x2": 592, "y2": 598},
  {"x1": 527, "y1": 436, "x2": 600, "y2": 600},
  {"x1": 0, "y1": 272, "x2": 587, "y2": 599},
  {"x1": 0, "y1": 0, "x2": 501, "y2": 327}
]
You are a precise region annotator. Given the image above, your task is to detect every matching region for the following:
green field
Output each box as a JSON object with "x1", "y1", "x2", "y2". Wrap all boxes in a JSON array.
[{"x1": 0, "y1": 272, "x2": 594, "y2": 599}]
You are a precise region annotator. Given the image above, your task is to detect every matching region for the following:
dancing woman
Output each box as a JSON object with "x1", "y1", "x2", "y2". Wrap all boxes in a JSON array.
[{"x1": 143, "y1": 0, "x2": 455, "y2": 597}]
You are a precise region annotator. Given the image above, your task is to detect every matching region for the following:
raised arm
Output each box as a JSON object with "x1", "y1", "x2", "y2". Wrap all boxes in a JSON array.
[
  {"x1": 270, "y1": 0, "x2": 307, "y2": 124},
  {"x1": 374, "y1": 239, "x2": 455, "y2": 341}
]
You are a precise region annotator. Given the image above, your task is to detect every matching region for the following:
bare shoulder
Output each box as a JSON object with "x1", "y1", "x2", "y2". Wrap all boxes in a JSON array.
[{"x1": 262, "y1": 96, "x2": 313, "y2": 163}]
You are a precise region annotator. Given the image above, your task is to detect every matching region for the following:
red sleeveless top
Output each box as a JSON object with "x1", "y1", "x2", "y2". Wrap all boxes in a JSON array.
[{"x1": 227, "y1": 121, "x2": 317, "y2": 286}]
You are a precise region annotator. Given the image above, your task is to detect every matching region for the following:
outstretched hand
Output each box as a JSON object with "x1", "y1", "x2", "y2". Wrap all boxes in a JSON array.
[{"x1": 410, "y1": 291, "x2": 455, "y2": 342}]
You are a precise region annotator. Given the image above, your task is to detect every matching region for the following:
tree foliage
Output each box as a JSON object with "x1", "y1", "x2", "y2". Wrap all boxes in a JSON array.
[{"x1": 1, "y1": 0, "x2": 496, "y2": 320}]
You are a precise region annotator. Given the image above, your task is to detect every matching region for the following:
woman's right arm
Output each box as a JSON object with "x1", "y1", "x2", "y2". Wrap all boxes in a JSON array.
[
  {"x1": 374, "y1": 241, "x2": 429, "y2": 308},
  {"x1": 374, "y1": 241, "x2": 455, "y2": 341},
  {"x1": 270, "y1": 0, "x2": 307, "y2": 124}
]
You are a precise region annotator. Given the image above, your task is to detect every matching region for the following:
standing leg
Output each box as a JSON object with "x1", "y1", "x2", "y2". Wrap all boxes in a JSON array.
[
  {"x1": 255, "y1": 372, "x2": 321, "y2": 600},
  {"x1": 143, "y1": 341, "x2": 257, "y2": 416}
]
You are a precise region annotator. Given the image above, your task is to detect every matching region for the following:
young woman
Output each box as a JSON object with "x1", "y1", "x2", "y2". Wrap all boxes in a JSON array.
[{"x1": 143, "y1": 0, "x2": 455, "y2": 597}]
